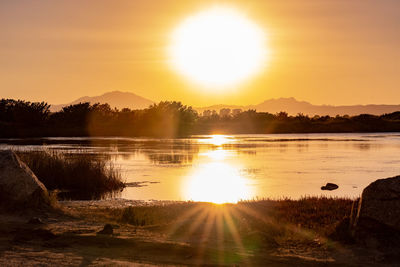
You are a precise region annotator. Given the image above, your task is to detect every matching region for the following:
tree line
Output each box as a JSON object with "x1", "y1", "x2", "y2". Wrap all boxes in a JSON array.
[{"x1": 1, "y1": 98, "x2": 400, "y2": 138}]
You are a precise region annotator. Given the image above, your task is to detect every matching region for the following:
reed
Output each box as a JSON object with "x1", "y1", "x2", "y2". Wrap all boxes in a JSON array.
[{"x1": 18, "y1": 150, "x2": 125, "y2": 200}]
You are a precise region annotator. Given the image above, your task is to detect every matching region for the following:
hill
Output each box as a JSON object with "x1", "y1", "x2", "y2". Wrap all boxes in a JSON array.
[{"x1": 50, "y1": 91, "x2": 154, "y2": 112}]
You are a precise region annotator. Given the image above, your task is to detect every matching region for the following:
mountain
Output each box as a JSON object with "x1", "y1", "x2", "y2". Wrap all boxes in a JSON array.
[
  {"x1": 50, "y1": 91, "x2": 154, "y2": 112},
  {"x1": 196, "y1": 97, "x2": 400, "y2": 116},
  {"x1": 51, "y1": 92, "x2": 400, "y2": 116}
]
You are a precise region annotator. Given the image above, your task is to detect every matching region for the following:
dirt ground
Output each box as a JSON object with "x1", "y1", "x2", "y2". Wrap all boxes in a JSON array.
[{"x1": 0, "y1": 201, "x2": 397, "y2": 266}]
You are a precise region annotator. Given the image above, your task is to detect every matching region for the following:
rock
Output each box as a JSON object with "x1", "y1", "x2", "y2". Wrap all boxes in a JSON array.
[
  {"x1": 97, "y1": 224, "x2": 113, "y2": 235},
  {"x1": 352, "y1": 176, "x2": 400, "y2": 247},
  {"x1": 355, "y1": 176, "x2": 400, "y2": 231},
  {"x1": 0, "y1": 150, "x2": 50, "y2": 209},
  {"x1": 321, "y1": 183, "x2": 339, "y2": 191}
]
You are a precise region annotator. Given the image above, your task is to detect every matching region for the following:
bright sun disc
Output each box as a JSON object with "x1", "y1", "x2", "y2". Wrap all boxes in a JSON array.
[{"x1": 169, "y1": 7, "x2": 268, "y2": 88}]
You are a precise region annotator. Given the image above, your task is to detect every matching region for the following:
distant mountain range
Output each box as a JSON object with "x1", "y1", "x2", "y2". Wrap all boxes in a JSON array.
[
  {"x1": 50, "y1": 91, "x2": 154, "y2": 112},
  {"x1": 50, "y1": 91, "x2": 400, "y2": 116},
  {"x1": 197, "y1": 97, "x2": 400, "y2": 116}
]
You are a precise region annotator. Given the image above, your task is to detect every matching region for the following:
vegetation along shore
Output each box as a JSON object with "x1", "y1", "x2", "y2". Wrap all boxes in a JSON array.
[{"x1": 2, "y1": 99, "x2": 400, "y2": 138}]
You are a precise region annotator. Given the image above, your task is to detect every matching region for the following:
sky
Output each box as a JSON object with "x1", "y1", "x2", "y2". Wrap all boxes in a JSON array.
[{"x1": 1, "y1": 0, "x2": 400, "y2": 106}]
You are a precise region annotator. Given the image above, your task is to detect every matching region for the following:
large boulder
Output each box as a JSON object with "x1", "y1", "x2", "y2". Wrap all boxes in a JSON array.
[
  {"x1": 0, "y1": 150, "x2": 50, "y2": 209},
  {"x1": 352, "y1": 175, "x2": 400, "y2": 247}
]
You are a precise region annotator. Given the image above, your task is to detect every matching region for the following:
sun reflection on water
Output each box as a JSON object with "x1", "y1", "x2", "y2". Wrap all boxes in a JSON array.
[
  {"x1": 185, "y1": 135, "x2": 253, "y2": 204},
  {"x1": 202, "y1": 148, "x2": 229, "y2": 160},
  {"x1": 184, "y1": 162, "x2": 252, "y2": 204},
  {"x1": 198, "y1": 134, "x2": 233, "y2": 146}
]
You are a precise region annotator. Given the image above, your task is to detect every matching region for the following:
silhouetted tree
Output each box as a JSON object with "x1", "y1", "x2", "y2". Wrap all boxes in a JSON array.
[
  {"x1": 141, "y1": 101, "x2": 197, "y2": 137},
  {"x1": 2, "y1": 98, "x2": 400, "y2": 137}
]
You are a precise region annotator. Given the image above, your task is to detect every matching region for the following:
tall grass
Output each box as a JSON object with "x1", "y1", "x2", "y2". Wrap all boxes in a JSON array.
[{"x1": 18, "y1": 151, "x2": 125, "y2": 200}]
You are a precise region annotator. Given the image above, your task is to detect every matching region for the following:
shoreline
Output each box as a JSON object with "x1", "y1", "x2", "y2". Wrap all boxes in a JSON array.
[
  {"x1": 0, "y1": 197, "x2": 386, "y2": 266},
  {"x1": 1, "y1": 196, "x2": 400, "y2": 266}
]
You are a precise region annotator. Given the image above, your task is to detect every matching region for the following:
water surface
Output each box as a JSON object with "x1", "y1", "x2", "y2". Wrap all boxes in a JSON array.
[{"x1": 2, "y1": 133, "x2": 400, "y2": 202}]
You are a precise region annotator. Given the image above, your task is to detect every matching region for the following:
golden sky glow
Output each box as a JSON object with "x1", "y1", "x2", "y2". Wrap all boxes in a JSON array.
[{"x1": 1, "y1": 0, "x2": 400, "y2": 106}]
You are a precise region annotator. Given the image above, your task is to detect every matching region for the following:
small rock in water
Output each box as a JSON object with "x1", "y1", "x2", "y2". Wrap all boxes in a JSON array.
[
  {"x1": 321, "y1": 183, "x2": 339, "y2": 191},
  {"x1": 28, "y1": 217, "x2": 44, "y2": 225},
  {"x1": 97, "y1": 224, "x2": 113, "y2": 235}
]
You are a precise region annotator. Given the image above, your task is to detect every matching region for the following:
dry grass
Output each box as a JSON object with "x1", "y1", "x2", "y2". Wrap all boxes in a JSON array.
[
  {"x1": 237, "y1": 197, "x2": 353, "y2": 235},
  {"x1": 18, "y1": 151, "x2": 125, "y2": 200},
  {"x1": 77, "y1": 197, "x2": 354, "y2": 251},
  {"x1": 110, "y1": 197, "x2": 352, "y2": 233}
]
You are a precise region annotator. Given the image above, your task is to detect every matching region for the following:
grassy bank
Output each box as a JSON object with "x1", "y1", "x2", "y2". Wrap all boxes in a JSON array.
[
  {"x1": 76, "y1": 197, "x2": 354, "y2": 254},
  {"x1": 18, "y1": 151, "x2": 125, "y2": 200},
  {"x1": 111, "y1": 197, "x2": 353, "y2": 231},
  {"x1": 2, "y1": 197, "x2": 374, "y2": 267}
]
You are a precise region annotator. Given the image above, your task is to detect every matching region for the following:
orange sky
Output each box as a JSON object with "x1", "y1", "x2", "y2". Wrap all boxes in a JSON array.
[{"x1": 1, "y1": 0, "x2": 400, "y2": 106}]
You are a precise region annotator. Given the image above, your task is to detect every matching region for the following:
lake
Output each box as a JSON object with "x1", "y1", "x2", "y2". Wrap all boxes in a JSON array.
[{"x1": 2, "y1": 133, "x2": 400, "y2": 203}]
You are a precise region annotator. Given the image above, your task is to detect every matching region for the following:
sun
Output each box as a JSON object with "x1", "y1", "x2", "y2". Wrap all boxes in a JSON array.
[{"x1": 169, "y1": 7, "x2": 268, "y2": 88}]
